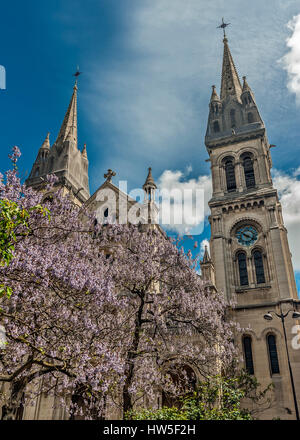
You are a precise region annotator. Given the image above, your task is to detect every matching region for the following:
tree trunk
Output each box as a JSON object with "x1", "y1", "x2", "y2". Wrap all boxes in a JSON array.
[{"x1": 122, "y1": 294, "x2": 145, "y2": 415}]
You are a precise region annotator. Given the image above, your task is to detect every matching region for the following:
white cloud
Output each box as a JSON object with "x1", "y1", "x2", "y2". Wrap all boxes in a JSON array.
[
  {"x1": 281, "y1": 14, "x2": 300, "y2": 104},
  {"x1": 157, "y1": 168, "x2": 212, "y2": 236},
  {"x1": 273, "y1": 169, "x2": 300, "y2": 270},
  {"x1": 156, "y1": 166, "x2": 300, "y2": 272}
]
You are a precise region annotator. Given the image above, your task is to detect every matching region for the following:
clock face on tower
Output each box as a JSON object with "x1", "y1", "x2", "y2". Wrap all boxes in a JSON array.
[{"x1": 236, "y1": 225, "x2": 258, "y2": 246}]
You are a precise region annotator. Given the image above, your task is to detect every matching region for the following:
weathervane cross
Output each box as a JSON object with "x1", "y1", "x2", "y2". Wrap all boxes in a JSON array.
[
  {"x1": 104, "y1": 169, "x2": 116, "y2": 182},
  {"x1": 73, "y1": 65, "x2": 82, "y2": 78},
  {"x1": 217, "y1": 18, "x2": 231, "y2": 38}
]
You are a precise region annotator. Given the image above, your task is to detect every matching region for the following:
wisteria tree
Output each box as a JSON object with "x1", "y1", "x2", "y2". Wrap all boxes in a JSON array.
[
  {"x1": 0, "y1": 148, "x2": 123, "y2": 419},
  {"x1": 0, "y1": 148, "x2": 239, "y2": 420},
  {"x1": 97, "y1": 223, "x2": 239, "y2": 416}
]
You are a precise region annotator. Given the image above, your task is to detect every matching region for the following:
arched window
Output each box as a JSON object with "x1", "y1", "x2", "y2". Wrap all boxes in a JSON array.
[
  {"x1": 237, "y1": 252, "x2": 248, "y2": 286},
  {"x1": 267, "y1": 334, "x2": 280, "y2": 375},
  {"x1": 243, "y1": 156, "x2": 255, "y2": 188},
  {"x1": 230, "y1": 109, "x2": 236, "y2": 128},
  {"x1": 243, "y1": 336, "x2": 254, "y2": 374},
  {"x1": 213, "y1": 121, "x2": 220, "y2": 133},
  {"x1": 253, "y1": 250, "x2": 265, "y2": 284},
  {"x1": 247, "y1": 112, "x2": 254, "y2": 123},
  {"x1": 225, "y1": 159, "x2": 236, "y2": 191},
  {"x1": 104, "y1": 208, "x2": 109, "y2": 218}
]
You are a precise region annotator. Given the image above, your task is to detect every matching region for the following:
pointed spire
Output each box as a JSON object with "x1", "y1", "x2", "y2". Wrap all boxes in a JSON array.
[
  {"x1": 143, "y1": 167, "x2": 157, "y2": 190},
  {"x1": 202, "y1": 245, "x2": 211, "y2": 263},
  {"x1": 220, "y1": 37, "x2": 242, "y2": 101},
  {"x1": 55, "y1": 81, "x2": 78, "y2": 148},
  {"x1": 210, "y1": 85, "x2": 220, "y2": 102},
  {"x1": 40, "y1": 132, "x2": 50, "y2": 150},
  {"x1": 82, "y1": 143, "x2": 88, "y2": 159},
  {"x1": 242, "y1": 76, "x2": 251, "y2": 93}
]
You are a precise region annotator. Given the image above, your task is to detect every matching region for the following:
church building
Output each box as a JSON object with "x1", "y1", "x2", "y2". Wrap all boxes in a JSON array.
[
  {"x1": 21, "y1": 31, "x2": 300, "y2": 420},
  {"x1": 205, "y1": 32, "x2": 300, "y2": 419}
]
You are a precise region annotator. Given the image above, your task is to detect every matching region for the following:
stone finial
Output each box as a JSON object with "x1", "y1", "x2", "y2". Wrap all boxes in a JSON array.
[
  {"x1": 82, "y1": 143, "x2": 88, "y2": 159},
  {"x1": 104, "y1": 169, "x2": 116, "y2": 182},
  {"x1": 242, "y1": 76, "x2": 251, "y2": 93},
  {"x1": 210, "y1": 85, "x2": 220, "y2": 102},
  {"x1": 202, "y1": 245, "x2": 211, "y2": 263},
  {"x1": 143, "y1": 167, "x2": 157, "y2": 190},
  {"x1": 40, "y1": 132, "x2": 50, "y2": 150}
]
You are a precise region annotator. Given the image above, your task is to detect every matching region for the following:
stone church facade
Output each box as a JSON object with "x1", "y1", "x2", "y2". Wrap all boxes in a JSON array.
[
  {"x1": 204, "y1": 35, "x2": 300, "y2": 420},
  {"x1": 3, "y1": 33, "x2": 300, "y2": 420}
]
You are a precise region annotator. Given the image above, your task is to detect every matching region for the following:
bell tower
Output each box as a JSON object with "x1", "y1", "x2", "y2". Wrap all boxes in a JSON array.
[{"x1": 206, "y1": 28, "x2": 300, "y2": 419}]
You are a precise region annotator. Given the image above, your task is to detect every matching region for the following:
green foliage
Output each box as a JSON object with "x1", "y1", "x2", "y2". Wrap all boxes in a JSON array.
[
  {"x1": 179, "y1": 375, "x2": 253, "y2": 420},
  {"x1": 0, "y1": 198, "x2": 50, "y2": 298},
  {"x1": 125, "y1": 407, "x2": 186, "y2": 420},
  {"x1": 126, "y1": 372, "x2": 273, "y2": 420}
]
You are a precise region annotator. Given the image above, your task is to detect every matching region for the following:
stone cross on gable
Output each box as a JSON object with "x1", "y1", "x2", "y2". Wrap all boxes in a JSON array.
[{"x1": 104, "y1": 169, "x2": 116, "y2": 183}]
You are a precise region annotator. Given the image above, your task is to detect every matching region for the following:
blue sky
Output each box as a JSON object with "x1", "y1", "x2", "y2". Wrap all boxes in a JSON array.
[{"x1": 1, "y1": 0, "x2": 300, "y2": 291}]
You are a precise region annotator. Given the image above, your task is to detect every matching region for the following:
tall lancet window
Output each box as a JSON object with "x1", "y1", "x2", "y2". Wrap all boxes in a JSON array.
[
  {"x1": 243, "y1": 156, "x2": 255, "y2": 188},
  {"x1": 225, "y1": 159, "x2": 236, "y2": 192},
  {"x1": 237, "y1": 252, "x2": 249, "y2": 286},
  {"x1": 253, "y1": 250, "x2": 265, "y2": 284},
  {"x1": 267, "y1": 334, "x2": 280, "y2": 375},
  {"x1": 237, "y1": 252, "x2": 248, "y2": 286},
  {"x1": 243, "y1": 336, "x2": 254, "y2": 375}
]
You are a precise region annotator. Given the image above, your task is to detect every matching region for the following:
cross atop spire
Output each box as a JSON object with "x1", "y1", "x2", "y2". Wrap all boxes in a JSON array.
[
  {"x1": 217, "y1": 18, "x2": 231, "y2": 39},
  {"x1": 55, "y1": 81, "x2": 78, "y2": 148}
]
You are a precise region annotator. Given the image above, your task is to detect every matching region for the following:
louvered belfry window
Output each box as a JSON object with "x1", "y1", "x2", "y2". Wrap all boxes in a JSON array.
[
  {"x1": 243, "y1": 156, "x2": 256, "y2": 188},
  {"x1": 267, "y1": 334, "x2": 280, "y2": 375},
  {"x1": 213, "y1": 120, "x2": 220, "y2": 133},
  {"x1": 230, "y1": 109, "x2": 236, "y2": 128},
  {"x1": 238, "y1": 252, "x2": 248, "y2": 286},
  {"x1": 253, "y1": 250, "x2": 265, "y2": 284},
  {"x1": 243, "y1": 336, "x2": 254, "y2": 375},
  {"x1": 225, "y1": 159, "x2": 236, "y2": 191}
]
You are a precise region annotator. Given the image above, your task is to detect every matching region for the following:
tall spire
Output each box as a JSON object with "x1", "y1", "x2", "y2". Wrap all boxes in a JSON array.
[
  {"x1": 55, "y1": 81, "x2": 78, "y2": 148},
  {"x1": 142, "y1": 167, "x2": 158, "y2": 225},
  {"x1": 220, "y1": 37, "x2": 242, "y2": 101}
]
